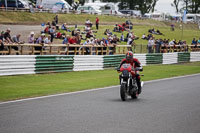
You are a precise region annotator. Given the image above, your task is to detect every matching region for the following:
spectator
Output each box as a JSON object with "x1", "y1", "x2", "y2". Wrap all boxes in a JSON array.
[
  {"x1": 44, "y1": 35, "x2": 51, "y2": 44},
  {"x1": 169, "y1": 39, "x2": 175, "y2": 46},
  {"x1": 62, "y1": 35, "x2": 69, "y2": 44},
  {"x1": 35, "y1": 33, "x2": 45, "y2": 52},
  {"x1": 0, "y1": 39, "x2": 5, "y2": 52},
  {"x1": 54, "y1": 15, "x2": 58, "y2": 24},
  {"x1": 142, "y1": 34, "x2": 147, "y2": 40},
  {"x1": 28, "y1": 32, "x2": 35, "y2": 43},
  {"x1": 96, "y1": 17, "x2": 99, "y2": 30},
  {"x1": 12, "y1": 34, "x2": 24, "y2": 44},
  {"x1": 191, "y1": 38, "x2": 197, "y2": 48},
  {"x1": 0, "y1": 31, "x2": 4, "y2": 41},
  {"x1": 49, "y1": 26, "x2": 56, "y2": 43},
  {"x1": 4, "y1": 28, "x2": 13, "y2": 43},
  {"x1": 36, "y1": 33, "x2": 45, "y2": 44},
  {"x1": 155, "y1": 39, "x2": 162, "y2": 53},
  {"x1": 148, "y1": 37, "x2": 154, "y2": 53},
  {"x1": 198, "y1": 38, "x2": 200, "y2": 44},
  {"x1": 120, "y1": 33, "x2": 124, "y2": 41},
  {"x1": 61, "y1": 23, "x2": 68, "y2": 31}
]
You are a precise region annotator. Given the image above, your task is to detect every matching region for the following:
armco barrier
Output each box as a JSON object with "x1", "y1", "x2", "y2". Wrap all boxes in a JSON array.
[
  {"x1": 0, "y1": 55, "x2": 36, "y2": 76},
  {"x1": 35, "y1": 55, "x2": 74, "y2": 73},
  {"x1": 0, "y1": 52, "x2": 199, "y2": 76},
  {"x1": 73, "y1": 55, "x2": 104, "y2": 71},
  {"x1": 163, "y1": 53, "x2": 178, "y2": 64},
  {"x1": 190, "y1": 52, "x2": 200, "y2": 62},
  {"x1": 178, "y1": 53, "x2": 190, "y2": 63},
  {"x1": 103, "y1": 55, "x2": 125, "y2": 68},
  {"x1": 146, "y1": 54, "x2": 163, "y2": 64}
]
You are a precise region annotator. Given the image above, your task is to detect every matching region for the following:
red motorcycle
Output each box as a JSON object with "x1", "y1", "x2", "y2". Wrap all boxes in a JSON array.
[{"x1": 118, "y1": 63, "x2": 143, "y2": 101}]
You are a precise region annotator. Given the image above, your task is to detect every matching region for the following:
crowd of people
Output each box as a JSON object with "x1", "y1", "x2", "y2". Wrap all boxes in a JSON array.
[{"x1": 0, "y1": 15, "x2": 200, "y2": 55}]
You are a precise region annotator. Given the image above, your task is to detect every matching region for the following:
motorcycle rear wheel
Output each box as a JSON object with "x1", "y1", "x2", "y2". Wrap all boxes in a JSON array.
[{"x1": 120, "y1": 83, "x2": 128, "y2": 101}]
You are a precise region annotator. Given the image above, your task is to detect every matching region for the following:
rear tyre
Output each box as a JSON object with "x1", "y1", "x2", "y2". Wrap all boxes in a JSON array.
[{"x1": 120, "y1": 83, "x2": 127, "y2": 101}]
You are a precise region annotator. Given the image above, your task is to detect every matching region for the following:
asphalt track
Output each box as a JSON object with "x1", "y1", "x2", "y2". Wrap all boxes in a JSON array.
[{"x1": 1, "y1": 74, "x2": 200, "y2": 133}]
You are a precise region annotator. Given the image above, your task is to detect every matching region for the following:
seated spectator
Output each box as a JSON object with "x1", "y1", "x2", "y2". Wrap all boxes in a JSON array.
[
  {"x1": 113, "y1": 24, "x2": 120, "y2": 32},
  {"x1": 28, "y1": 31, "x2": 35, "y2": 43},
  {"x1": 36, "y1": 33, "x2": 45, "y2": 44},
  {"x1": 35, "y1": 33, "x2": 45, "y2": 52},
  {"x1": 85, "y1": 25, "x2": 91, "y2": 32},
  {"x1": 104, "y1": 29, "x2": 112, "y2": 36},
  {"x1": 12, "y1": 34, "x2": 24, "y2": 44},
  {"x1": 85, "y1": 19, "x2": 92, "y2": 27},
  {"x1": 56, "y1": 32, "x2": 63, "y2": 39},
  {"x1": 142, "y1": 34, "x2": 148, "y2": 40},
  {"x1": 44, "y1": 35, "x2": 51, "y2": 44},
  {"x1": 4, "y1": 28, "x2": 13, "y2": 43},
  {"x1": 61, "y1": 23, "x2": 68, "y2": 31},
  {"x1": 86, "y1": 30, "x2": 94, "y2": 39},
  {"x1": 68, "y1": 36, "x2": 76, "y2": 44},
  {"x1": 44, "y1": 25, "x2": 50, "y2": 33},
  {"x1": 62, "y1": 35, "x2": 69, "y2": 44}
]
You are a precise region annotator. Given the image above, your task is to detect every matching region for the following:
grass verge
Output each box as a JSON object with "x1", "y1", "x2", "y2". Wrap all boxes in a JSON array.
[{"x1": 0, "y1": 62, "x2": 200, "y2": 102}]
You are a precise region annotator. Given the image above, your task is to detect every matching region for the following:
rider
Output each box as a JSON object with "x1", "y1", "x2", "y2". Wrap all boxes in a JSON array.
[{"x1": 117, "y1": 51, "x2": 143, "y2": 94}]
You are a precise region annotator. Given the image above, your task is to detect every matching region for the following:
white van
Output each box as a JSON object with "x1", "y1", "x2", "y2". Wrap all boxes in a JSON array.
[
  {"x1": 77, "y1": 5, "x2": 101, "y2": 14},
  {"x1": 36, "y1": 0, "x2": 71, "y2": 10}
]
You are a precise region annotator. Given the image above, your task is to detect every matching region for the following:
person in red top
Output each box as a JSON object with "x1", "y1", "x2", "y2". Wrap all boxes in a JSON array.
[
  {"x1": 96, "y1": 17, "x2": 99, "y2": 30},
  {"x1": 68, "y1": 36, "x2": 76, "y2": 44},
  {"x1": 118, "y1": 51, "x2": 143, "y2": 94}
]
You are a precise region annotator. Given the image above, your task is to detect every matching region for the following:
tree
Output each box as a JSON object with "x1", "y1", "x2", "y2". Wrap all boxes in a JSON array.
[
  {"x1": 172, "y1": 0, "x2": 181, "y2": 13},
  {"x1": 171, "y1": 0, "x2": 200, "y2": 13}
]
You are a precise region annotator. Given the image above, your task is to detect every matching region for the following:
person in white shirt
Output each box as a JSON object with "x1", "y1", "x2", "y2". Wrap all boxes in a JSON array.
[
  {"x1": 44, "y1": 35, "x2": 51, "y2": 44},
  {"x1": 148, "y1": 37, "x2": 155, "y2": 53}
]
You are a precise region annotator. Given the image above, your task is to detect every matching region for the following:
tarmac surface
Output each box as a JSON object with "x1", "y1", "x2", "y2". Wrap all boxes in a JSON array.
[{"x1": 0, "y1": 74, "x2": 200, "y2": 133}]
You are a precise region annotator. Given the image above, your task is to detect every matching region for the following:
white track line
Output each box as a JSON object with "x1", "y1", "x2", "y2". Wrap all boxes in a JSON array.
[{"x1": 0, "y1": 73, "x2": 200, "y2": 105}]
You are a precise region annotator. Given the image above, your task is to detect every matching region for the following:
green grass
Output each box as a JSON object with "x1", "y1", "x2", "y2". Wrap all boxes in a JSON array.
[{"x1": 0, "y1": 62, "x2": 200, "y2": 101}]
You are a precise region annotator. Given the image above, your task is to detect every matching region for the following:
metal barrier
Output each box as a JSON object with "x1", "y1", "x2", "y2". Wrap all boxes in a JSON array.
[{"x1": 0, "y1": 52, "x2": 200, "y2": 76}]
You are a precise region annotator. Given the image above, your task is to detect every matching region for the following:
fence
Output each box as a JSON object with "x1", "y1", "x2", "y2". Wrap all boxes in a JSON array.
[
  {"x1": 0, "y1": 52, "x2": 200, "y2": 76},
  {"x1": 1, "y1": 43, "x2": 200, "y2": 55}
]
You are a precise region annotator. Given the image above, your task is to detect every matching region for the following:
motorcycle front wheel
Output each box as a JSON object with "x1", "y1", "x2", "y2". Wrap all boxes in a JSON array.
[{"x1": 120, "y1": 83, "x2": 128, "y2": 101}]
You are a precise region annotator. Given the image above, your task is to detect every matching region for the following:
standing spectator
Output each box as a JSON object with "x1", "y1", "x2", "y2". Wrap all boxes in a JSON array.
[
  {"x1": 191, "y1": 38, "x2": 197, "y2": 48},
  {"x1": 12, "y1": 34, "x2": 24, "y2": 44},
  {"x1": 96, "y1": 17, "x2": 99, "y2": 30},
  {"x1": 198, "y1": 38, "x2": 200, "y2": 44},
  {"x1": 120, "y1": 33, "x2": 124, "y2": 41},
  {"x1": 155, "y1": 39, "x2": 162, "y2": 53},
  {"x1": 28, "y1": 32, "x2": 35, "y2": 43},
  {"x1": 0, "y1": 31, "x2": 4, "y2": 41},
  {"x1": 148, "y1": 37, "x2": 154, "y2": 53},
  {"x1": 0, "y1": 39, "x2": 5, "y2": 53},
  {"x1": 4, "y1": 28, "x2": 13, "y2": 43},
  {"x1": 49, "y1": 26, "x2": 56, "y2": 43},
  {"x1": 54, "y1": 15, "x2": 58, "y2": 24}
]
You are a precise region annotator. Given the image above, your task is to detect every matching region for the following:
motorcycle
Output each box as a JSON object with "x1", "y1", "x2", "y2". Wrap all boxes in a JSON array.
[{"x1": 117, "y1": 63, "x2": 143, "y2": 101}]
